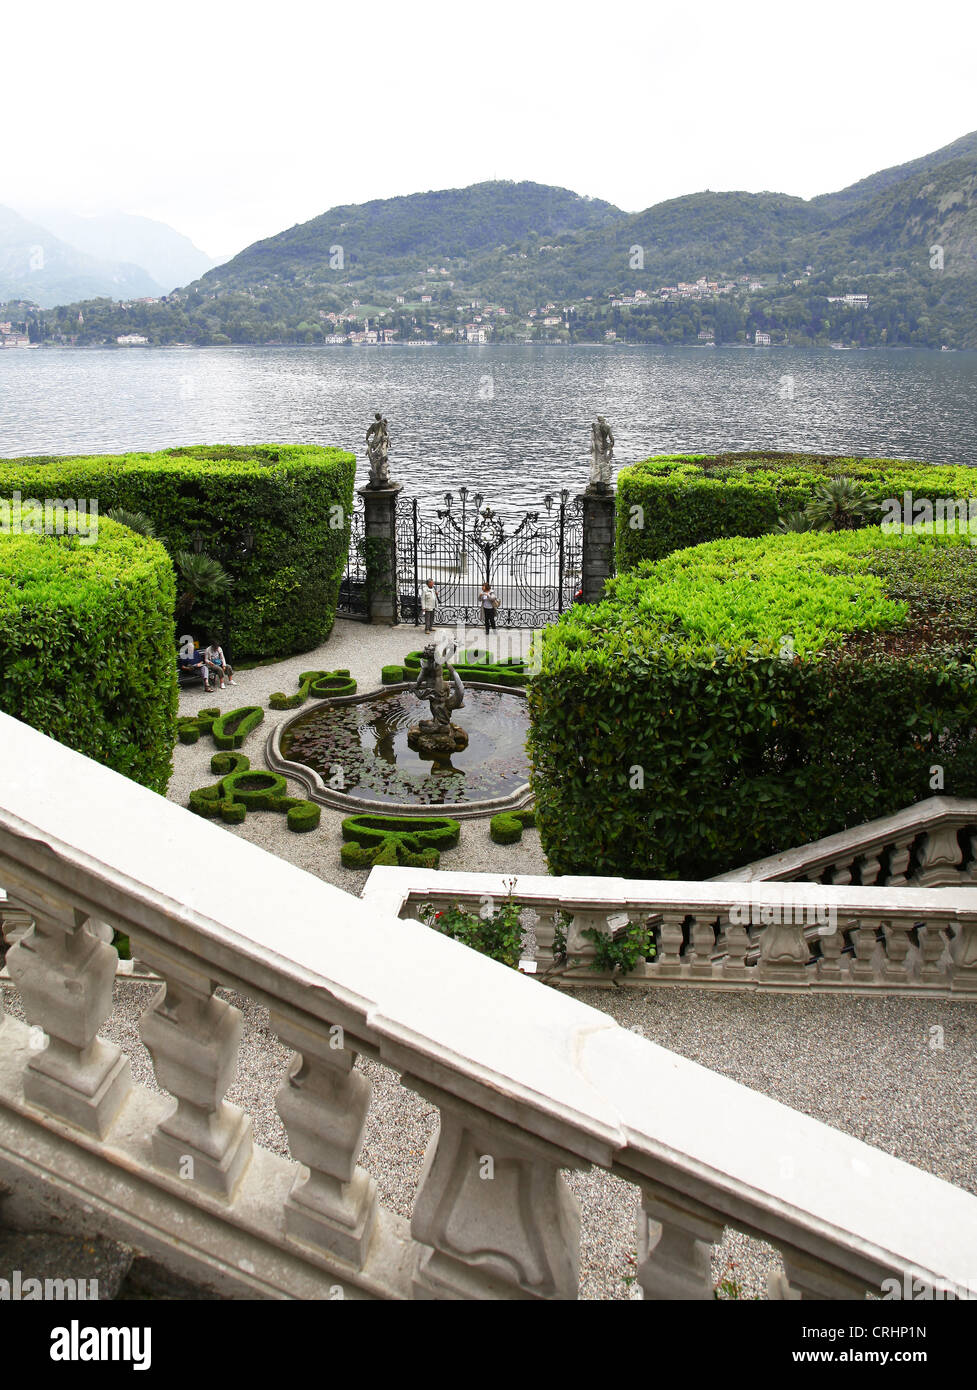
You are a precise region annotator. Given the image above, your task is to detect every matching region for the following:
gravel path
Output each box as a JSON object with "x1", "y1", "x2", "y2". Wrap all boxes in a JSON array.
[
  {"x1": 169, "y1": 618, "x2": 548, "y2": 891},
  {"x1": 4, "y1": 619, "x2": 975, "y2": 1300}
]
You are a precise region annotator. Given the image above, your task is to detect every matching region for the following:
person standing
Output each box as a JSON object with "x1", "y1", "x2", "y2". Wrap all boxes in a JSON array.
[
  {"x1": 421, "y1": 577, "x2": 439, "y2": 633},
  {"x1": 480, "y1": 581, "x2": 499, "y2": 636}
]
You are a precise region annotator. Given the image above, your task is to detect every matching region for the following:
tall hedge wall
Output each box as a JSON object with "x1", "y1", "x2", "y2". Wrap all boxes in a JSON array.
[
  {"x1": 0, "y1": 515, "x2": 178, "y2": 793},
  {"x1": 615, "y1": 451, "x2": 977, "y2": 570},
  {"x1": 528, "y1": 527, "x2": 977, "y2": 880},
  {"x1": 0, "y1": 445, "x2": 355, "y2": 660}
]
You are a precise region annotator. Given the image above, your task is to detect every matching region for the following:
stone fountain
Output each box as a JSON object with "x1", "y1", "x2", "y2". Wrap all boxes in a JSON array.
[{"x1": 407, "y1": 644, "x2": 468, "y2": 757}]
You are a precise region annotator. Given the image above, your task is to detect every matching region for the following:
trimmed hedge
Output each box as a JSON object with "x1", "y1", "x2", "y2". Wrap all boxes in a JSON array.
[
  {"x1": 381, "y1": 664, "x2": 406, "y2": 684},
  {"x1": 269, "y1": 669, "x2": 356, "y2": 709},
  {"x1": 489, "y1": 809, "x2": 536, "y2": 844},
  {"x1": 0, "y1": 445, "x2": 355, "y2": 660},
  {"x1": 177, "y1": 707, "x2": 220, "y2": 744},
  {"x1": 616, "y1": 451, "x2": 977, "y2": 570},
  {"x1": 401, "y1": 648, "x2": 530, "y2": 686},
  {"x1": 0, "y1": 514, "x2": 177, "y2": 792},
  {"x1": 189, "y1": 752, "x2": 320, "y2": 832},
  {"x1": 529, "y1": 526, "x2": 977, "y2": 881},
  {"x1": 340, "y1": 814, "x2": 461, "y2": 869},
  {"x1": 212, "y1": 705, "x2": 264, "y2": 749}
]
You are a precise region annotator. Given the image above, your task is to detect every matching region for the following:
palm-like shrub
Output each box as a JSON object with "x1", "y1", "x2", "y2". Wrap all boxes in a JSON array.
[
  {"x1": 174, "y1": 550, "x2": 233, "y2": 616},
  {"x1": 803, "y1": 477, "x2": 880, "y2": 531},
  {"x1": 777, "y1": 509, "x2": 813, "y2": 533},
  {"x1": 106, "y1": 507, "x2": 157, "y2": 537}
]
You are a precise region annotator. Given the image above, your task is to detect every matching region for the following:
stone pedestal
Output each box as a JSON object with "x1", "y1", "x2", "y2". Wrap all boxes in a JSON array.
[
  {"x1": 407, "y1": 722, "x2": 469, "y2": 757},
  {"x1": 359, "y1": 483, "x2": 402, "y2": 625},
  {"x1": 581, "y1": 486, "x2": 615, "y2": 603}
]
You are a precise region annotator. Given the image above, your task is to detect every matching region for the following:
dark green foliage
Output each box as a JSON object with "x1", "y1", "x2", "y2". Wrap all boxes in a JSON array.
[
  {"x1": 188, "y1": 753, "x2": 319, "y2": 831},
  {"x1": 616, "y1": 452, "x2": 977, "y2": 570},
  {"x1": 419, "y1": 893, "x2": 524, "y2": 969},
  {"x1": 0, "y1": 445, "x2": 355, "y2": 660},
  {"x1": 339, "y1": 814, "x2": 461, "y2": 869},
  {"x1": 0, "y1": 515, "x2": 177, "y2": 793},
  {"x1": 529, "y1": 528, "x2": 977, "y2": 881},
  {"x1": 269, "y1": 669, "x2": 356, "y2": 709},
  {"x1": 489, "y1": 809, "x2": 536, "y2": 844},
  {"x1": 212, "y1": 705, "x2": 264, "y2": 750}
]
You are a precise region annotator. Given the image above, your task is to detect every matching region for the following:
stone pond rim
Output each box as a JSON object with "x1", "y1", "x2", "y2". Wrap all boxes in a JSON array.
[{"x1": 265, "y1": 680, "x2": 534, "y2": 820}]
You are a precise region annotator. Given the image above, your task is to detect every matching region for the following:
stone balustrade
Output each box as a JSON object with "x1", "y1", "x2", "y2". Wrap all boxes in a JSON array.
[
  {"x1": 2, "y1": 709, "x2": 976, "y2": 1300},
  {"x1": 364, "y1": 867, "x2": 977, "y2": 996}
]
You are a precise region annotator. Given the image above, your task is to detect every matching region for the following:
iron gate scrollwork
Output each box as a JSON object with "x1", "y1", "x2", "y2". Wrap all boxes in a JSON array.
[
  {"x1": 397, "y1": 487, "x2": 583, "y2": 628},
  {"x1": 337, "y1": 493, "x2": 367, "y2": 617}
]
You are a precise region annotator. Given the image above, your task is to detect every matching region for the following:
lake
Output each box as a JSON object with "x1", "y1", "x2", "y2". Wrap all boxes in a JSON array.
[{"x1": 1, "y1": 344, "x2": 976, "y2": 512}]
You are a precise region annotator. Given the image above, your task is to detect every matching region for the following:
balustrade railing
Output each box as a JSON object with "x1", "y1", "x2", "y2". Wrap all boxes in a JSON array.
[
  {"x1": 363, "y1": 867, "x2": 977, "y2": 996},
  {"x1": 2, "y1": 709, "x2": 976, "y2": 1300}
]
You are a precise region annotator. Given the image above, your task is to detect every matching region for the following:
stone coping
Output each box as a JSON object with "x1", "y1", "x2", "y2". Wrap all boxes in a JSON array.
[{"x1": 266, "y1": 681, "x2": 534, "y2": 820}]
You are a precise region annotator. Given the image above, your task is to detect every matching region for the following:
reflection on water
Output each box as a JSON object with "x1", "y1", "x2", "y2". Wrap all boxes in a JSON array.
[
  {"x1": 282, "y1": 687, "x2": 529, "y2": 806},
  {"x1": 1, "y1": 345, "x2": 975, "y2": 515}
]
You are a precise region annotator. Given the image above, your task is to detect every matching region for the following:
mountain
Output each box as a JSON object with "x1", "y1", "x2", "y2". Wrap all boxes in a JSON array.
[
  {"x1": 19, "y1": 208, "x2": 217, "y2": 293},
  {"x1": 22, "y1": 132, "x2": 977, "y2": 347},
  {"x1": 0, "y1": 205, "x2": 159, "y2": 307}
]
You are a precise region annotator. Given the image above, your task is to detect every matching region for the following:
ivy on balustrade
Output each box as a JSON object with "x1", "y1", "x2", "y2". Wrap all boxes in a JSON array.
[{"x1": 189, "y1": 752, "x2": 320, "y2": 832}]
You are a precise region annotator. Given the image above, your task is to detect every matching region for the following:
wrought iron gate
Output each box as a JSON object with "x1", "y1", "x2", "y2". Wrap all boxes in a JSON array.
[
  {"x1": 337, "y1": 494, "x2": 367, "y2": 617},
  {"x1": 397, "y1": 488, "x2": 583, "y2": 628}
]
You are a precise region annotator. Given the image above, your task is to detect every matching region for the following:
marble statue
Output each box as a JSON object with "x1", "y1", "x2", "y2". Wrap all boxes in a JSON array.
[
  {"x1": 365, "y1": 412, "x2": 392, "y2": 488},
  {"x1": 589, "y1": 416, "x2": 614, "y2": 490}
]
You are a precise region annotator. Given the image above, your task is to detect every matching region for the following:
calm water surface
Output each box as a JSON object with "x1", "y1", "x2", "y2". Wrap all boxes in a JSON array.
[{"x1": 1, "y1": 344, "x2": 975, "y2": 511}]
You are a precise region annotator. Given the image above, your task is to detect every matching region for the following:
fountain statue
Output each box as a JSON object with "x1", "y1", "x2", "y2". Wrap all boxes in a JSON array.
[
  {"x1": 365, "y1": 412, "x2": 392, "y2": 489},
  {"x1": 407, "y1": 644, "x2": 469, "y2": 757},
  {"x1": 588, "y1": 415, "x2": 614, "y2": 491}
]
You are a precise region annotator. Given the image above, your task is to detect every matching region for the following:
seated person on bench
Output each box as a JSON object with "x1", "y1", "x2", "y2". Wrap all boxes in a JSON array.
[
  {"x1": 203, "y1": 639, "x2": 236, "y2": 689},
  {"x1": 177, "y1": 647, "x2": 213, "y2": 691}
]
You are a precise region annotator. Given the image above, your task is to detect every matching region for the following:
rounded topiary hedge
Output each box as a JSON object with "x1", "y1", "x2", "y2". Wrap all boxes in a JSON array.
[
  {"x1": 0, "y1": 444, "x2": 355, "y2": 660},
  {"x1": 615, "y1": 451, "x2": 977, "y2": 570},
  {"x1": 401, "y1": 649, "x2": 530, "y2": 686},
  {"x1": 340, "y1": 814, "x2": 461, "y2": 869},
  {"x1": 0, "y1": 514, "x2": 177, "y2": 793},
  {"x1": 529, "y1": 526, "x2": 977, "y2": 881}
]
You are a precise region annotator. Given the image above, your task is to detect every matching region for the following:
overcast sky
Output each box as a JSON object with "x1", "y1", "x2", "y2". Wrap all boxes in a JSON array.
[{"x1": 7, "y1": 0, "x2": 977, "y2": 261}]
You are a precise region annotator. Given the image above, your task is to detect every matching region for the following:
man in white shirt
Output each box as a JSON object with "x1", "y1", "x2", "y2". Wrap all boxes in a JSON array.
[{"x1": 421, "y1": 578, "x2": 439, "y2": 633}]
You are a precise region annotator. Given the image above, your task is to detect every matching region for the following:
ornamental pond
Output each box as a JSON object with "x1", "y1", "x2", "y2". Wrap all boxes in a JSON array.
[{"x1": 280, "y1": 687, "x2": 530, "y2": 807}]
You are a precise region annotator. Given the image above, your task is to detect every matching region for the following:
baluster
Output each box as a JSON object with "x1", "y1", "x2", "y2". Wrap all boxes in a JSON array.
[
  {"x1": 917, "y1": 918, "x2": 950, "y2": 986},
  {"x1": 635, "y1": 1187, "x2": 724, "y2": 1299},
  {"x1": 408, "y1": 1080, "x2": 583, "y2": 1300},
  {"x1": 857, "y1": 851, "x2": 883, "y2": 886},
  {"x1": 719, "y1": 911, "x2": 750, "y2": 981},
  {"x1": 885, "y1": 835, "x2": 916, "y2": 886},
  {"x1": 687, "y1": 915, "x2": 717, "y2": 978},
  {"x1": 880, "y1": 920, "x2": 913, "y2": 984},
  {"x1": 816, "y1": 917, "x2": 851, "y2": 982},
  {"x1": 915, "y1": 827, "x2": 964, "y2": 886},
  {"x1": 962, "y1": 829, "x2": 977, "y2": 881},
  {"x1": 5, "y1": 900, "x2": 131, "y2": 1136},
  {"x1": 564, "y1": 907, "x2": 605, "y2": 977},
  {"x1": 849, "y1": 916, "x2": 884, "y2": 984},
  {"x1": 756, "y1": 900, "x2": 812, "y2": 985},
  {"x1": 656, "y1": 911, "x2": 687, "y2": 977},
  {"x1": 533, "y1": 907, "x2": 559, "y2": 971},
  {"x1": 829, "y1": 862, "x2": 853, "y2": 886},
  {"x1": 950, "y1": 910, "x2": 977, "y2": 994},
  {"x1": 138, "y1": 954, "x2": 252, "y2": 1198},
  {"x1": 271, "y1": 1008, "x2": 378, "y2": 1267},
  {"x1": 769, "y1": 1248, "x2": 869, "y2": 1300}
]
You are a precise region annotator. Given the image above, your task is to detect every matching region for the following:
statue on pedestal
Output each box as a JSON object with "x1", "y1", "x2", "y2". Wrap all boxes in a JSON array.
[
  {"x1": 408, "y1": 644, "x2": 468, "y2": 757},
  {"x1": 588, "y1": 415, "x2": 614, "y2": 491},
  {"x1": 365, "y1": 412, "x2": 392, "y2": 488}
]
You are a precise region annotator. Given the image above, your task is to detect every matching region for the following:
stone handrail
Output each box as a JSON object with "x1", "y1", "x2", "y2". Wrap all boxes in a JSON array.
[
  {"x1": 362, "y1": 867, "x2": 977, "y2": 996},
  {"x1": 1, "y1": 709, "x2": 976, "y2": 1300},
  {"x1": 717, "y1": 795, "x2": 977, "y2": 888}
]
